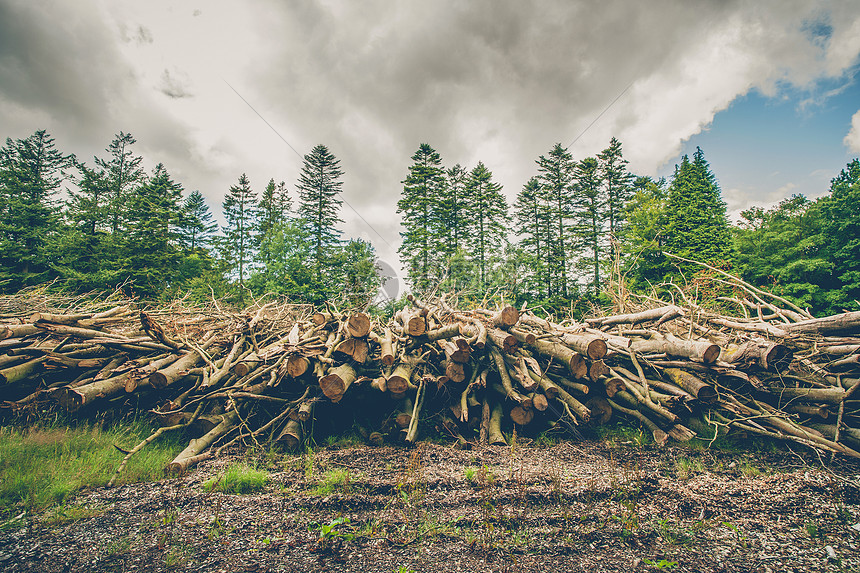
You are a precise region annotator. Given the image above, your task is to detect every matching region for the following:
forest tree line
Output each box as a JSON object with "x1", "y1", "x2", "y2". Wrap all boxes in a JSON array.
[{"x1": 1, "y1": 129, "x2": 858, "y2": 315}]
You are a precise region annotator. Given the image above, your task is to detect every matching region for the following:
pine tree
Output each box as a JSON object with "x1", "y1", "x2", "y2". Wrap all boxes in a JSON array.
[
  {"x1": 440, "y1": 163, "x2": 468, "y2": 257},
  {"x1": 0, "y1": 130, "x2": 74, "y2": 289},
  {"x1": 220, "y1": 173, "x2": 259, "y2": 290},
  {"x1": 95, "y1": 132, "x2": 144, "y2": 234},
  {"x1": 397, "y1": 143, "x2": 446, "y2": 291},
  {"x1": 513, "y1": 177, "x2": 546, "y2": 299},
  {"x1": 179, "y1": 190, "x2": 218, "y2": 251},
  {"x1": 573, "y1": 156, "x2": 604, "y2": 295},
  {"x1": 663, "y1": 147, "x2": 733, "y2": 275},
  {"x1": 258, "y1": 178, "x2": 292, "y2": 241},
  {"x1": 464, "y1": 162, "x2": 508, "y2": 290},
  {"x1": 66, "y1": 163, "x2": 108, "y2": 236},
  {"x1": 296, "y1": 145, "x2": 344, "y2": 280},
  {"x1": 120, "y1": 163, "x2": 184, "y2": 297},
  {"x1": 536, "y1": 144, "x2": 575, "y2": 298},
  {"x1": 597, "y1": 137, "x2": 633, "y2": 250}
]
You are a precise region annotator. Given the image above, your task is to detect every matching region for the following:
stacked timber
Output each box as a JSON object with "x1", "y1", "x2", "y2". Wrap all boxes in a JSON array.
[{"x1": 2, "y1": 280, "x2": 860, "y2": 483}]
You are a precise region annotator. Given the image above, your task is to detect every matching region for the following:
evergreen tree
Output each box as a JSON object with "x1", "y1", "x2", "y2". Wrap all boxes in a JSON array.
[
  {"x1": 0, "y1": 130, "x2": 74, "y2": 289},
  {"x1": 66, "y1": 163, "x2": 108, "y2": 236},
  {"x1": 296, "y1": 144, "x2": 344, "y2": 280},
  {"x1": 120, "y1": 163, "x2": 184, "y2": 297},
  {"x1": 573, "y1": 156, "x2": 604, "y2": 295},
  {"x1": 663, "y1": 147, "x2": 733, "y2": 275},
  {"x1": 597, "y1": 137, "x2": 633, "y2": 250},
  {"x1": 536, "y1": 144, "x2": 575, "y2": 298},
  {"x1": 220, "y1": 173, "x2": 259, "y2": 291},
  {"x1": 178, "y1": 190, "x2": 218, "y2": 251},
  {"x1": 258, "y1": 178, "x2": 292, "y2": 242},
  {"x1": 440, "y1": 163, "x2": 468, "y2": 257},
  {"x1": 513, "y1": 177, "x2": 547, "y2": 300},
  {"x1": 464, "y1": 162, "x2": 508, "y2": 290},
  {"x1": 95, "y1": 132, "x2": 144, "y2": 234},
  {"x1": 397, "y1": 143, "x2": 446, "y2": 291}
]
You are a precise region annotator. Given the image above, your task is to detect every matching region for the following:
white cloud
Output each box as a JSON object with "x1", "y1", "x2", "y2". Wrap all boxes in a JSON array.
[
  {"x1": 2, "y1": 0, "x2": 860, "y2": 268},
  {"x1": 845, "y1": 110, "x2": 860, "y2": 154}
]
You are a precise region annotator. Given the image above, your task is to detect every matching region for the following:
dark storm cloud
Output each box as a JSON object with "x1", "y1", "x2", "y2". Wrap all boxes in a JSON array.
[
  {"x1": 0, "y1": 1, "x2": 118, "y2": 134},
  {"x1": 0, "y1": 1, "x2": 205, "y2": 191},
  {"x1": 2, "y1": 0, "x2": 859, "y2": 271},
  {"x1": 249, "y1": 1, "x2": 740, "y2": 202}
]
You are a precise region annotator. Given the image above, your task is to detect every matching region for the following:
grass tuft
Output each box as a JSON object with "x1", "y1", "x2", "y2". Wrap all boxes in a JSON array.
[
  {"x1": 0, "y1": 420, "x2": 184, "y2": 517},
  {"x1": 314, "y1": 468, "x2": 352, "y2": 495},
  {"x1": 203, "y1": 463, "x2": 269, "y2": 494}
]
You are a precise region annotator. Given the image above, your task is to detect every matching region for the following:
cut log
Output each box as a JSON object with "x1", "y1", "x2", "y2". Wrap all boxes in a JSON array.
[
  {"x1": 488, "y1": 402, "x2": 507, "y2": 445},
  {"x1": 150, "y1": 338, "x2": 217, "y2": 388},
  {"x1": 765, "y1": 386, "x2": 845, "y2": 405},
  {"x1": 0, "y1": 356, "x2": 47, "y2": 385},
  {"x1": 723, "y1": 339, "x2": 793, "y2": 372},
  {"x1": 346, "y1": 312, "x2": 371, "y2": 338},
  {"x1": 488, "y1": 328, "x2": 518, "y2": 354},
  {"x1": 490, "y1": 306, "x2": 520, "y2": 329},
  {"x1": 387, "y1": 353, "x2": 423, "y2": 394},
  {"x1": 560, "y1": 333, "x2": 608, "y2": 360},
  {"x1": 276, "y1": 419, "x2": 303, "y2": 449},
  {"x1": 334, "y1": 337, "x2": 369, "y2": 364},
  {"x1": 319, "y1": 363, "x2": 357, "y2": 402},
  {"x1": 514, "y1": 332, "x2": 587, "y2": 379},
  {"x1": 630, "y1": 333, "x2": 720, "y2": 364},
  {"x1": 585, "y1": 397, "x2": 612, "y2": 425},
  {"x1": 663, "y1": 368, "x2": 718, "y2": 404},
  {"x1": 285, "y1": 354, "x2": 311, "y2": 378},
  {"x1": 510, "y1": 404, "x2": 534, "y2": 425}
]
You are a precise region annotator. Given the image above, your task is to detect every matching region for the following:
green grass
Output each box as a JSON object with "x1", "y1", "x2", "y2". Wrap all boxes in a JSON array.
[
  {"x1": 0, "y1": 420, "x2": 184, "y2": 517},
  {"x1": 314, "y1": 468, "x2": 352, "y2": 495},
  {"x1": 203, "y1": 463, "x2": 269, "y2": 494},
  {"x1": 673, "y1": 457, "x2": 704, "y2": 480}
]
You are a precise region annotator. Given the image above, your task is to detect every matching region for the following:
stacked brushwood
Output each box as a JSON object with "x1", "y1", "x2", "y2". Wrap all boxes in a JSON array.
[{"x1": 2, "y1": 279, "x2": 860, "y2": 484}]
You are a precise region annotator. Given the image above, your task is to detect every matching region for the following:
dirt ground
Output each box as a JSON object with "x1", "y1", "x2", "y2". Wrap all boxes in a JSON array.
[{"x1": 2, "y1": 439, "x2": 860, "y2": 573}]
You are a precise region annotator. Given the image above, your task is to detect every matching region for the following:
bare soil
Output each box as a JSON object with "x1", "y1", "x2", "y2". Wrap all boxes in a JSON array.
[{"x1": 2, "y1": 440, "x2": 860, "y2": 573}]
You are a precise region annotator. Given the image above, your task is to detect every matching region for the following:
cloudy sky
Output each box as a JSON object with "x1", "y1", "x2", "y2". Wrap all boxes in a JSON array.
[{"x1": 2, "y1": 0, "x2": 860, "y2": 278}]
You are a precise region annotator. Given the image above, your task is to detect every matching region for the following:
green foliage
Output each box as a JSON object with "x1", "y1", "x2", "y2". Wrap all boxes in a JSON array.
[
  {"x1": 178, "y1": 189, "x2": 218, "y2": 251},
  {"x1": 598, "y1": 137, "x2": 634, "y2": 246},
  {"x1": 397, "y1": 143, "x2": 447, "y2": 291},
  {"x1": 574, "y1": 155, "x2": 604, "y2": 295},
  {"x1": 643, "y1": 557, "x2": 678, "y2": 569},
  {"x1": 818, "y1": 158, "x2": 860, "y2": 312},
  {"x1": 733, "y1": 194, "x2": 831, "y2": 312},
  {"x1": 621, "y1": 176, "x2": 671, "y2": 290},
  {"x1": 513, "y1": 177, "x2": 548, "y2": 299},
  {"x1": 0, "y1": 421, "x2": 183, "y2": 516},
  {"x1": 536, "y1": 143, "x2": 576, "y2": 299},
  {"x1": 119, "y1": 163, "x2": 185, "y2": 298},
  {"x1": 218, "y1": 172, "x2": 259, "y2": 296},
  {"x1": 0, "y1": 130, "x2": 74, "y2": 289},
  {"x1": 464, "y1": 161, "x2": 509, "y2": 289},
  {"x1": 296, "y1": 144, "x2": 344, "y2": 280},
  {"x1": 311, "y1": 516, "x2": 354, "y2": 543},
  {"x1": 663, "y1": 148, "x2": 734, "y2": 275},
  {"x1": 203, "y1": 463, "x2": 269, "y2": 494}
]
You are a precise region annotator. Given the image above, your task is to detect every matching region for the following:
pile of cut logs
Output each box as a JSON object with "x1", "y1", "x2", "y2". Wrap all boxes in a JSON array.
[{"x1": 2, "y1": 281, "x2": 860, "y2": 481}]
